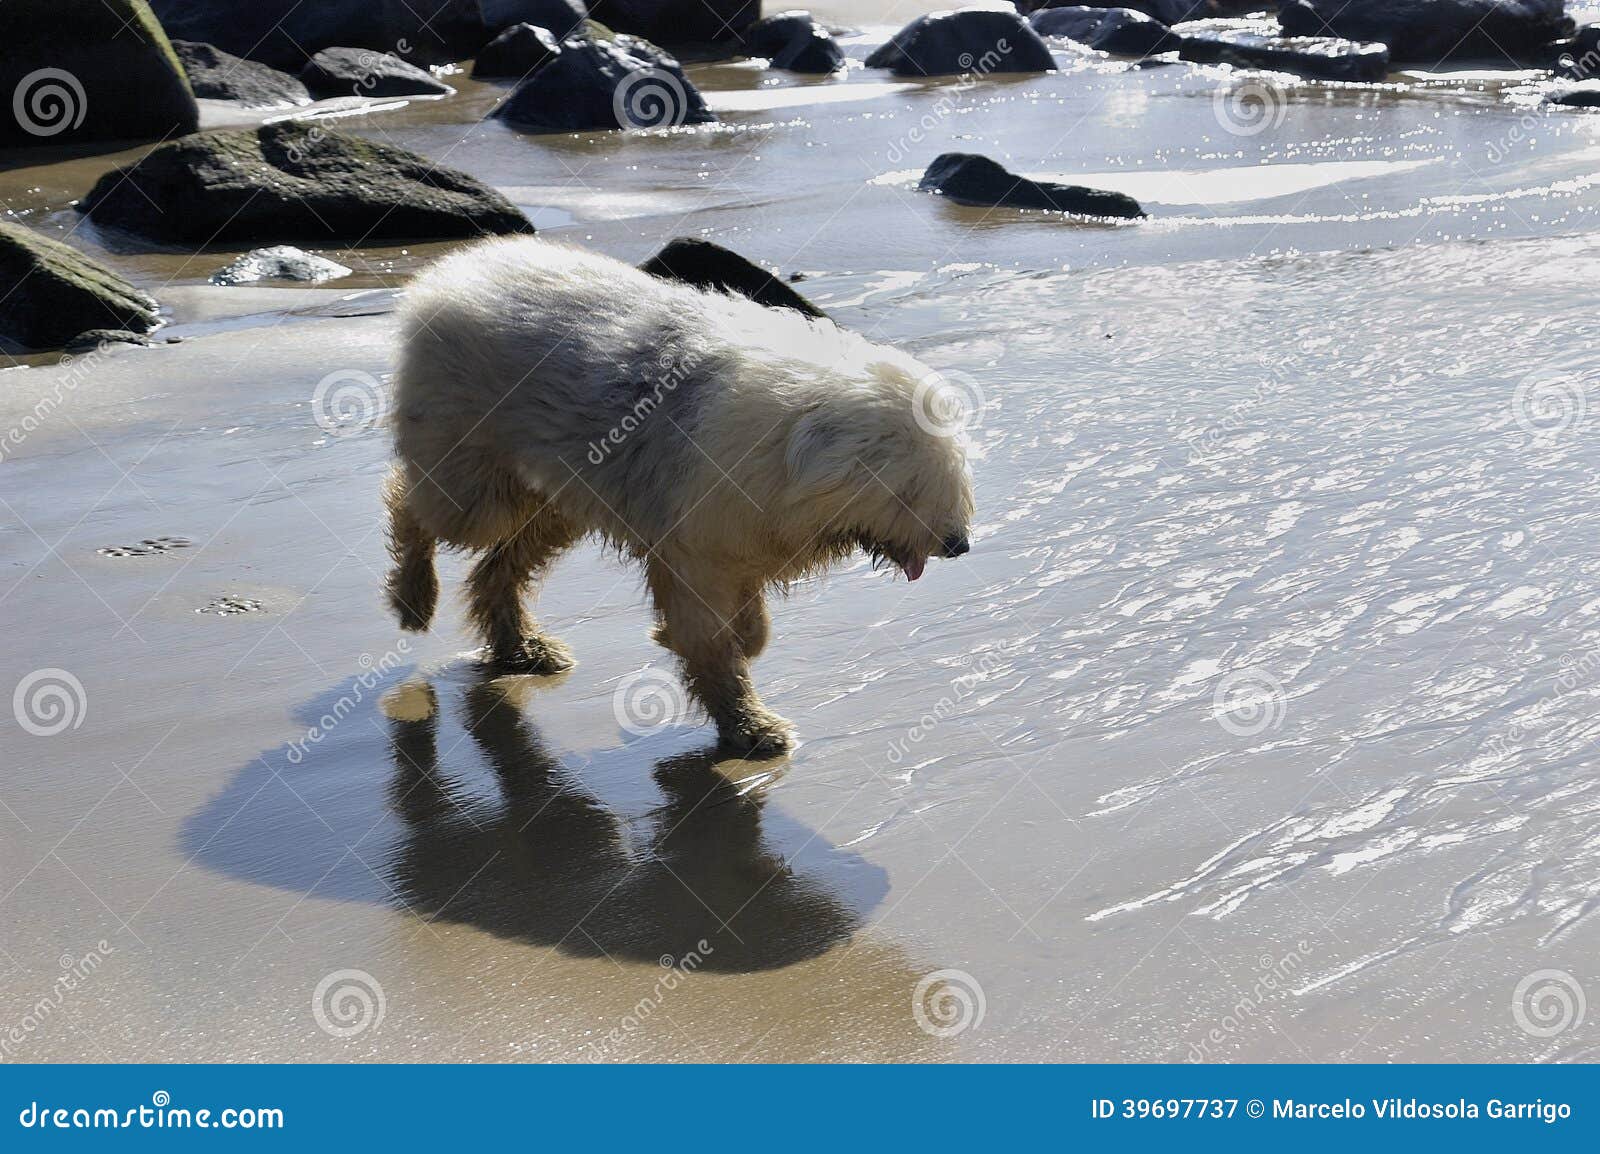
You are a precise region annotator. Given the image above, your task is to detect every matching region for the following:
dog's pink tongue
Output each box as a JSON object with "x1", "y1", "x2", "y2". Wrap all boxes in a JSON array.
[{"x1": 902, "y1": 556, "x2": 926, "y2": 582}]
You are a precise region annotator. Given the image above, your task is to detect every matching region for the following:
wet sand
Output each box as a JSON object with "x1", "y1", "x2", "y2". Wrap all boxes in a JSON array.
[{"x1": 4, "y1": 5, "x2": 1600, "y2": 1062}]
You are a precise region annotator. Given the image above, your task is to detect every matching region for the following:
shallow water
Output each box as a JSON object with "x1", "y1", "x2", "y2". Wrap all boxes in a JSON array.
[{"x1": 3, "y1": 6, "x2": 1600, "y2": 1061}]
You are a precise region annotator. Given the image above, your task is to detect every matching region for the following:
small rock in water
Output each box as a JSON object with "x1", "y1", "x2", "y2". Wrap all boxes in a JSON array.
[
  {"x1": 867, "y1": 9, "x2": 1058, "y2": 76},
  {"x1": 640, "y1": 238, "x2": 826, "y2": 318},
  {"x1": 918, "y1": 153, "x2": 1146, "y2": 219},
  {"x1": 1030, "y1": 7, "x2": 1177, "y2": 57},
  {"x1": 473, "y1": 23, "x2": 563, "y2": 78},
  {"x1": 65, "y1": 329, "x2": 157, "y2": 351},
  {"x1": 172, "y1": 40, "x2": 311, "y2": 107},
  {"x1": 211, "y1": 246, "x2": 353, "y2": 286},
  {"x1": 744, "y1": 12, "x2": 846, "y2": 73},
  {"x1": 300, "y1": 47, "x2": 454, "y2": 98},
  {"x1": 197, "y1": 595, "x2": 264, "y2": 616},
  {"x1": 1546, "y1": 80, "x2": 1600, "y2": 107},
  {"x1": 98, "y1": 536, "x2": 192, "y2": 558},
  {"x1": 492, "y1": 33, "x2": 715, "y2": 132}
]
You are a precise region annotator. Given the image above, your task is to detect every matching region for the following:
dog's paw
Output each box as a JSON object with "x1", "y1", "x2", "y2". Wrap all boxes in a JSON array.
[
  {"x1": 494, "y1": 635, "x2": 576, "y2": 675},
  {"x1": 719, "y1": 712, "x2": 796, "y2": 758}
]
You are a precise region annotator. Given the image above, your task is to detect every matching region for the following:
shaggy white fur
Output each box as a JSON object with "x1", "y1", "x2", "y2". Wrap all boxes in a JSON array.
[{"x1": 386, "y1": 237, "x2": 974, "y2": 753}]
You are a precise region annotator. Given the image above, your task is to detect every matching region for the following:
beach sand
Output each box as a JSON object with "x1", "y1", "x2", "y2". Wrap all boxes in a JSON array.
[{"x1": 3, "y1": 5, "x2": 1600, "y2": 1061}]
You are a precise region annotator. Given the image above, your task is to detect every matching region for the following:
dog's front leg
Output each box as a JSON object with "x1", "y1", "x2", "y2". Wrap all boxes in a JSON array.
[{"x1": 648, "y1": 560, "x2": 794, "y2": 754}]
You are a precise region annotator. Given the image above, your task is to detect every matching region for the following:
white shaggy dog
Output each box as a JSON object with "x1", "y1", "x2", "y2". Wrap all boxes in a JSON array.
[{"x1": 385, "y1": 238, "x2": 974, "y2": 753}]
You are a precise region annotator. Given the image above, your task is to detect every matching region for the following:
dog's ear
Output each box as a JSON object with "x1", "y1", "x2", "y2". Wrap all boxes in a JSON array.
[{"x1": 786, "y1": 407, "x2": 856, "y2": 496}]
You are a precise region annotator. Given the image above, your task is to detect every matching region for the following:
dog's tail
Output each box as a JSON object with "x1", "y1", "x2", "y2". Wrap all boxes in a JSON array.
[{"x1": 384, "y1": 466, "x2": 438, "y2": 632}]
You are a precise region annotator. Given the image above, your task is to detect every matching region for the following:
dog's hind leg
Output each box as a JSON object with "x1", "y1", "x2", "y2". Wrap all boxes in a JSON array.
[
  {"x1": 384, "y1": 467, "x2": 439, "y2": 633},
  {"x1": 466, "y1": 510, "x2": 579, "y2": 673},
  {"x1": 648, "y1": 560, "x2": 793, "y2": 754}
]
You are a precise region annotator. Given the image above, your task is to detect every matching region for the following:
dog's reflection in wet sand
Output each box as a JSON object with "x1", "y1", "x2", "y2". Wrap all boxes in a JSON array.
[{"x1": 383, "y1": 677, "x2": 871, "y2": 972}]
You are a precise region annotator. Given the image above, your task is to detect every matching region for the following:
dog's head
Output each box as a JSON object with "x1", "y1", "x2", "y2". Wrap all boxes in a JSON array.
[{"x1": 785, "y1": 358, "x2": 976, "y2": 582}]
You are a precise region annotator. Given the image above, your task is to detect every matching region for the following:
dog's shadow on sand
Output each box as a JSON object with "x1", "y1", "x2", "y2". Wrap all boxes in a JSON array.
[{"x1": 183, "y1": 667, "x2": 887, "y2": 973}]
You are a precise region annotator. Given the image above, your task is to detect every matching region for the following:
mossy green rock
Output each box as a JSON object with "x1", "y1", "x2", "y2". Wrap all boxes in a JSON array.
[
  {"x1": 0, "y1": 222, "x2": 158, "y2": 351},
  {"x1": 79, "y1": 121, "x2": 535, "y2": 244},
  {"x1": 0, "y1": 0, "x2": 197, "y2": 147}
]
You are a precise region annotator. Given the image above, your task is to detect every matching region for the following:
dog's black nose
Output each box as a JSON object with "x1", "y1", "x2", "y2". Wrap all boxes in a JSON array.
[{"x1": 941, "y1": 533, "x2": 970, "y2": 559}]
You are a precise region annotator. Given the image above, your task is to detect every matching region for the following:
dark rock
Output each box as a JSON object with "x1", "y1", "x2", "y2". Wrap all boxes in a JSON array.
[
  {"x1": 0, "y1": 0, "x2": 198, "y2": 147},
  {"x1": 210, "y1": 246, "x2": 353, "y2": 285},
  {"x1": 1277, "y1": 0, "x2": 1572, "y2": 64},
  {"x1": 868, "y1": 9, "x2": 1057, "y2": 76},
  {"x1": 1030, "y1": 7, "x2": 1176, "y2": 56},
  {"x1": 172, "y1": 40, "x2": 312, "y2": 107},
  {"x1": 300, "y1": 47, "x2": 455, "y2": 98},
  {"x1": 745, "y1": 12, "x2": 847, "y2": 73},
  {"x1": 1177, "y1": 28, "x2": 1390, "y2": 81},
  {"x1": 640, "y1": 238, "x2": 825, "y2": 318},
  {"x1": 65, "y1": 328, "x2": 157, "y2": 351},
  {"x1": 0, "y1": 223, "x2": 158, "y2": 351},
  {"x1": 918, "y1": 152, "x2": 1145, "y2": 218},
  {"x1": 148, "y1": 0, "x2": 587, "y2": 69},
  {"x1": 79, "y1": 121, "x2": 533, "y2": 244},
  {"x1": 586, "y1": 0, "x2": 758, "y2": 46},
  {"x1": 1551, "y1": 26, "x2": 1600, "y2": 79},
  {"x1": 492, "y1": 34, "x2": 715, "y2": 132},
  {"x1": 473, "y1": 23, "x2": 563, "y2": 77},
  {"x1": 1547, "y1": 81, "x2": 1600, "y2": 107}
]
